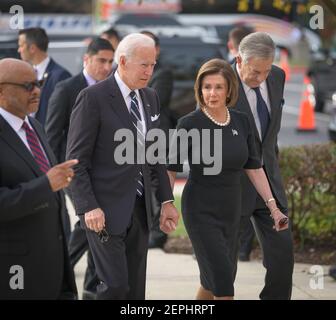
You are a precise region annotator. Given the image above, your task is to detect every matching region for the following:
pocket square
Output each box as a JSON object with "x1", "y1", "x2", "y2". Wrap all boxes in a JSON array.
[{"x1": 151, "y1": 114, "x2": 160, "y2": 121}]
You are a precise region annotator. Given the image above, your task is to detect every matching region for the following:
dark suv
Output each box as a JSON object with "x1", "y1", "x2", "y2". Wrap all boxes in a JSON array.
[
  {"x1": 159, "y1": 36, "x2": 225, "y2": 119},
  {"x1": 0, "y1": 34, "x2": 225, "y2": 120}
]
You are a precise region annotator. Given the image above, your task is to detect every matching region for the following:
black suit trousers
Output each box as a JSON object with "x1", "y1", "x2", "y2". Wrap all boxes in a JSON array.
[
  {"x1": 68, "y1": 220, "x2": 98, "y2": 292},
  {"x1": 81, "y1": 197, "x2": 149, "y2": 300},
  {"x1": 233, "y1": 200, "x2": 294, "y2": 300}
]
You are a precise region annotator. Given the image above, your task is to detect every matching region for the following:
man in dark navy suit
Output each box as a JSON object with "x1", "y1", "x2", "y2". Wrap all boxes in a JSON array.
[
  {"x1": 67, "y1": 33, "x2": 179, "y2": 300},
  {"x1": 232, "y1": 32, "x2": 294, "y2": 300},
  {"x1": 227, "y1": 26, "x2": 257, "y2": 262},
  {"x1": 18, "y1": 28, "x2": 71, "y2": 127},
  {"x1": 46, "y1": 37, "x2": 114, "y2": 300}
]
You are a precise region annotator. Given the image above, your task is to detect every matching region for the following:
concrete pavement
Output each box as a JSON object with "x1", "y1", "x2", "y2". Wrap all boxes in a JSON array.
[
  {"x1": 66, "y1": 197, "x2": 336, "y2": 301},
  {"x1": 73, "y1": 248, "x2": 336, "y2": 300}
]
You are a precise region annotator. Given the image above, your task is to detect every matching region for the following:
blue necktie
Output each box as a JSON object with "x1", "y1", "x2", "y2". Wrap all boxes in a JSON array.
[
  {"x1": 129, "y1": 91, "x2": 144, "y2": 197},
  {"x1": 252, "y1": 87, "x2": 270, "y2": 139}
]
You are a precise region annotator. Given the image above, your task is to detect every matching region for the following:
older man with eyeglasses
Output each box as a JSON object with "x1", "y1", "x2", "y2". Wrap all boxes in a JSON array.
[{"x1": 0, "y1": 58, "x2": 78, "y2": 299}]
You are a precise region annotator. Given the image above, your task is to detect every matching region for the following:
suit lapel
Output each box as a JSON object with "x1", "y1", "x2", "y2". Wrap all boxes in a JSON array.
[
  {"x1": 0, "y1": 115, "x2": 43, "y2": 176},
  {"x1": 78, "y1": 72, "x2": 89, "y2": 90},
  {"x1": 107, "y1": 76, "x2": 137, "y2": 138},
  {"x1": 29, "y1": 117, "x2": 64, "y2": 206},
  {"x1": 139, "y1": 89, "x2": 152, "y2": 131},
  {"x1": 262, "y1": 68, "x2": 278, "y2": 142},
  {"x1": 234, "y1": 65, "x2": 262, "y2": 144},
  {"x1": 29, "y1": 117, "x2": 57, "y2": 167}
]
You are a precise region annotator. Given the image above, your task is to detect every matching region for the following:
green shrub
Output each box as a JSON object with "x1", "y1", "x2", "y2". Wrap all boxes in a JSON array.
[{"x1": 279, "y1": 143, "x2": 336, "y2": 247}]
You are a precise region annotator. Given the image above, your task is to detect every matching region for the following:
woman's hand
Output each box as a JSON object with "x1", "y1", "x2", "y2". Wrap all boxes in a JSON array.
[{"x1": 270, "y1": 209, "x2": 289, "y2": 232}]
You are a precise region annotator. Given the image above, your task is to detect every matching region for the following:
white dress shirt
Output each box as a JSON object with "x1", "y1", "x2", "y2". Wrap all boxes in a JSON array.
[
  {"x1": 114, "y1": 71, "x2": 147, "y2": 135},
  {"x1": 236, "y1": 64, "x2": 271, "y2": 141},
  {"x1": 0, "y1": 107, "x2": 49, "y2": 162},
  {"x1": 34, "y1": 56, "x2": 50, "y2": 81},
  {"x1": 83, "y1": 68, "x2": 97, "y2": 87}
]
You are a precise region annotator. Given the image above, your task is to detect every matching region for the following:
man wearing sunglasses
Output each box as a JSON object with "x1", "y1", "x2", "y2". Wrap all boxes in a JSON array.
[
  {"x1": 0, "y1": 58, "x2": 78, "y2": 299},
  {"x1": 18, "y1": 27, "x2": 71, "y2": 127}
]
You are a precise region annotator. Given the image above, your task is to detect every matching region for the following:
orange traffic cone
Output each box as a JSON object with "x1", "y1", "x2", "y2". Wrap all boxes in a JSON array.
[
  {"x1": 280, "y1": 49, "x2": 291, "y2": 82},
  {"x1": 297, "y1": 77, "x2": 316, "y2": 132}
]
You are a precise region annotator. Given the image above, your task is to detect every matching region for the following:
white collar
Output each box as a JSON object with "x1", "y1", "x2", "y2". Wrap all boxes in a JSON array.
[
  {"x1": 0, "y1": 107, "x2": 31, "y2": 132},
  {"x1": 114, "y1": 71, "x2": 140, "y2": 101},
  {"x1": 236, "y1": 63, "x2": 267, "y2": 93},
  {"x1": 34, "y1": 56, "x2": 50, "y2": 81}
]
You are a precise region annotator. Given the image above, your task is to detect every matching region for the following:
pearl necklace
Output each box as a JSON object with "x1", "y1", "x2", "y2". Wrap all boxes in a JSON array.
[{"x1": 203, "y1": 107, "x2": 231, "y2": 127}]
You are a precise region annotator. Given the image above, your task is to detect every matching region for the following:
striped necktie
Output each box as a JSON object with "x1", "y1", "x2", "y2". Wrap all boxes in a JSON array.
[
  {"x1": 252, "y1": 86, "x2": 270, "y2": 139},
  {"x1": 129, "y1": 91, "x2": 144, "y2": 197},
  {"x1": 22, "y1": 122, "x2": 50, "y2": 173}
]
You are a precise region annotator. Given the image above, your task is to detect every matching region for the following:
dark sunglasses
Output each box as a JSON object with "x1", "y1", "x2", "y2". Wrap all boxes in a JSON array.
[
  {"x1": 97, "y1": 228, "x2": 109, "y2": 243},
  {"x1": 0, "y1": 80, "x2": 43, "y2": 92}
]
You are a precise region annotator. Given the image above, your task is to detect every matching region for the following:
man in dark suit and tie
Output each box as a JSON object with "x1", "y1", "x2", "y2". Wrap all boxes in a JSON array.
[
  {"x1": 0, "y1": 58, "x2": 77, "y2": 299},
  {"x1": 140, "y1": 31, "x2": 174, "y2": 250},
  {"x1": 18, "y1": 28, "x2": 71, "y2": 127},
  {"x1": 45, "y1": 37, "x2": 114, "y2": 300},
  {"x1": 227, "y1": 26, "x2": 257, "y2": 262},
  {"x1": 66, "y1": 33, "x2": 179, "y2": 300},
  {"x1": 232, "y1": 32, "x2": 294, "y2": 299},
  {"x1": 18, "y1": 27, "x2": 73, "y2": 241}
]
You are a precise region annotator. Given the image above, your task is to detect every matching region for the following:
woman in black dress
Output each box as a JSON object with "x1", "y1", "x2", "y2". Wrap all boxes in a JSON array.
[{"x1": 165, "y1": 59, "x2": 289, "y2": 300}]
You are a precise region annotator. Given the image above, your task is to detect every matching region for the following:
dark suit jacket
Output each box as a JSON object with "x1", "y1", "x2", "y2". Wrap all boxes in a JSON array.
[
  {"x1": 0, "y1": 115, "x2": 77, "y2": 299},
  {"x1": 46, "y1": 72, "x2": 88, "y2": 163},
  {"x1": 35, "y1": 58, "x2": 71, "y2": 127},
  {"x1": 148, "y1": 64, "x2": 175, "y2": 135},
  {"x1": 233, "y1": 63, "x2": 288, "y2": 216},
  {"x1": 66, "y1": 75, "x2": 174, "y2": 235}
]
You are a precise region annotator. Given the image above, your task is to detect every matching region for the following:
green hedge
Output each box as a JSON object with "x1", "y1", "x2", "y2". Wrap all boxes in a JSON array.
[{"x1": 279, "y1": 143, "x2": 336, "y2": 247}]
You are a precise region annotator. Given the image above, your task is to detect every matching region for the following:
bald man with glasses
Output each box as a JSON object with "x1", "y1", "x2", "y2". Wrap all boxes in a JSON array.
[{"x1": 0, "y1": 58, "x2": 78, "y2": 299}]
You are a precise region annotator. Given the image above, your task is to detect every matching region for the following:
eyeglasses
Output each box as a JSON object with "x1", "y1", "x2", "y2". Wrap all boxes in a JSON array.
[
  {"x1": 0, "y1": 80, "x2": 43, "y2": 92},
  {"x1": 97, "y1": 228, "x2": 109, "y2": 243}
]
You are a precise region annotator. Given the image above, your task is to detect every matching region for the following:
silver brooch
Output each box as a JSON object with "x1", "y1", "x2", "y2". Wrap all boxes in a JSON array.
[{"x1": 232, "y1": 129, "x2": 238, "y2": 136}]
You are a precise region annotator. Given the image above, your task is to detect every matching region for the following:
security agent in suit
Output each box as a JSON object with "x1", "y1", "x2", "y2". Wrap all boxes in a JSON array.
[
  {"x1": 18, "y1": 28, "x2": 72, "y2": 127},
  {"x1": 45, "y1": 38, "x2": 114, "y2": 299},
  {"x1": 232, "y1": 32, "x2": 294, "y2": 299},
  {"x1": 66, "y1": 33, "x2": 179, "y2": 300},
  {"x1": 0, "y1": 58, "x2": 77, "y2": 299},
  {"x1": 140, "y1": 31, "x2": 174, "y2": 249},
  {"x1": 227, "y1": 26, "x2": 256, "y2": 261}
]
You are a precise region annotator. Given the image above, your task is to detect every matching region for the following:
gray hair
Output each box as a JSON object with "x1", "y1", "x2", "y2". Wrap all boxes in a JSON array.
[
  {"x1": 238, "y1": 32, "x2": 275, "y2": 63},
  {"x1": 114, "y1": 33, "x2": 155, "y2": 65}
]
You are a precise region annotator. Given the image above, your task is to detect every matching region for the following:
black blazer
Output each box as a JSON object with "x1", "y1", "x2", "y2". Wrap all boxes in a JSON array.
[
  {"x1": 66, "y1": 74, "x2": 174, "y2": 235},
  {"x1": 232, "y1": 63, "x2": 288, "y2": 215},
  {"x1": 35, "y1": 58, "x2": 71, "y2": 127},
  {"x1": 45, "y1": 72, "x2": 88, "y2": 163},
  {"x1": 148, "y1": 64, "x2": 175, "y2": 135},
  {"x1": 0, "y1": 115, "x2": 77, "y2": 299}
]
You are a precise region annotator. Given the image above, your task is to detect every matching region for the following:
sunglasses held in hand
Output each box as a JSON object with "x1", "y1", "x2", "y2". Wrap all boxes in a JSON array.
[{"x1": 97, "y1": 228, "x2": 109, "y2": 243}]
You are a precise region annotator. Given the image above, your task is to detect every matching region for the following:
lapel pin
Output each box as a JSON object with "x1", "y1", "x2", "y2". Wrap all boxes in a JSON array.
[{"x1": 232, "y1": 129, "x2": 238, "y2": 136}]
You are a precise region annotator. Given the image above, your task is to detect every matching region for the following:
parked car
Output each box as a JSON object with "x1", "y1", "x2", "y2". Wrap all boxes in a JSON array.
[
  {"x1": 326, "y1": 91, "x2": 336, "y2": 141},
  {"x1": 307, "y1": 44, "x2": 336, "y2": 113},
  {"x1": 159, "y1": 36, "x2": 225, "y2": 119},
  {"x1": 0, "y1": 34, "x2": 87, "y2": 75},
  {"x1": 0, "y1": 33, "x2": 225, "y2": 120}
]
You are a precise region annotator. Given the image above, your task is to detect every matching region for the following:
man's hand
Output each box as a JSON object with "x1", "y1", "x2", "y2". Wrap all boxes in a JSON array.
[
  {"x1": 46, "y1": 159, "x2": 78, "y2": 192},
  {"x1": 85, "y1": 208, "x2": 105, "y2": 233},
  {"x1": 160, "y1": 202, "x2": 179, "y2": 234}
]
